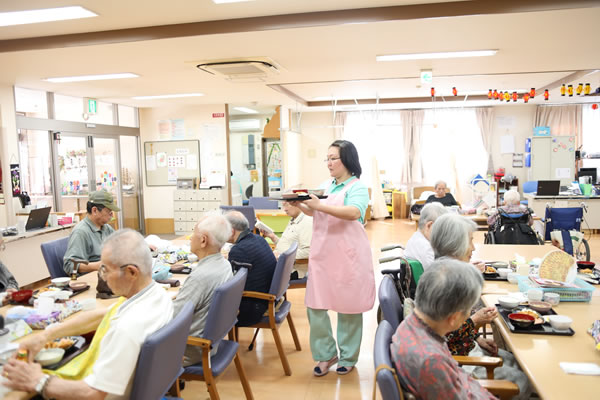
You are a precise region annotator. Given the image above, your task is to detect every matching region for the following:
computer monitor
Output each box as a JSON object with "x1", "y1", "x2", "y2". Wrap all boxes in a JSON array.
[{"x1": 578, "y1": 167, "x2": 597, "y2": 184}]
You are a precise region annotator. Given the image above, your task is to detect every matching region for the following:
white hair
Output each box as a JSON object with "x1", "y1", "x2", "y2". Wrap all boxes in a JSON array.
[
  {"x1": 430, "y1": 213, "x2": 477, "y2": 260},
  {"x1": 418, "y1": 202, "x2": 448, "y2": 230},
  {"x1": 224, "y1": 211, "x2": 249, "y2": 232},
  {"x1": 434, "y1": 180, "x2": 447, "y2": 189},
  {"x1": 503, "y1": 190, "x2": 521, "y2": 206},
  {"x1": 196, "y1": 212, "x2": 231, "y2": 249},
  {"x1": 102, "y1": 229, "x2": 152, "y2": 277}
]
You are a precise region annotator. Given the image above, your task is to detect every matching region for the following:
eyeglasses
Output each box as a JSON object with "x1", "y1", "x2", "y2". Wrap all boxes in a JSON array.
[
  {"x1": 99, "y1": 263, "x2": 139, "y2": 279},
  {"x1": 324, "y1": 157, "x2": 341, "y2": 163}
]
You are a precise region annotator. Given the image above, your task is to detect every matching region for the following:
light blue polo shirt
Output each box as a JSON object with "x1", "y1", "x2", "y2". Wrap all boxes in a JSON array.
[{"x1": 326, "y1": 176, "x2": 370, "y2": 224}]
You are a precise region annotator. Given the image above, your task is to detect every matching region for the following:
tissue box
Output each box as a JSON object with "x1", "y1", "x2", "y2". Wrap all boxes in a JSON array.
[
  {"x1": 58, "y1": 217, "x2": 73, "y2": 225},
  {"x1": 533, "y1": 126, "x2": 551, "y2": 136}
]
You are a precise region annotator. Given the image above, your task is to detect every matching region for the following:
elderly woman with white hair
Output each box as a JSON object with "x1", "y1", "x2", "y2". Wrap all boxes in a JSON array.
[
  {"x1": 430, "y1": 214, "x2": 532, "y2": 399},
  {"x1": 404, "y1": 203, "x2": 448, "y2": 270},
  {"x1": 425, "y1": 180, "x2": 458, "y2": 207},
  {"x1": 487, "y1": 189, "x2": 533, "y2": 227}
]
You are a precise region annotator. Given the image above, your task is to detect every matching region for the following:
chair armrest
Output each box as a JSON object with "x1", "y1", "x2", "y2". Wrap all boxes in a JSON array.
[
  {"x1": 478, "y1": 379, "x2": 520, "y2": 400},
  {"x1": 243, "y1": 291, "x2": 276, "y2": 301},
  {"x1": 295, "y1": 258, "x2": 309, "y2": 264},
  {"x1": 187, "y1": 336, "x2": 211, "y2": 349},
  {"x1": 453, "y1": 355, "x2": 503, "y2": 379}
]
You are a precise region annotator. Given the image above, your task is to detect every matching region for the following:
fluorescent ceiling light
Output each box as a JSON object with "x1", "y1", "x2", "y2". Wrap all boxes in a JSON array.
[
  {"x1": 376, "y1": 50, "x2": 498, "y2": 62},
  {"x1": 132, "y1": 93, "x2": 204, "y2": 100},
  {"x1": 233, "y1": 107, "x2": 258, "y2": 114},
  {"x1": 0, "y1": 6, "x2": 96, "y2": 27},
  {"x1": 212, "y1": 0, "x2": 254, "y2": 4},
  {"x1": 45, "y1": 73, "x2": 139, "y2": 83}
]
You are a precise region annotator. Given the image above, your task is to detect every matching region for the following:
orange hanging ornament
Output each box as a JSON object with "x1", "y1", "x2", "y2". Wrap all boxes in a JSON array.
[
  {"x1": 488, "y1": 89, "x2": 493, "y2": 99},
  {"x1": 523, "y1": 93, "x2": 530, "y2": 103},
  {"x1": 452, "y1": 87, "x2": 457, "y2": 96},
  {"x1": 512, "y1": 92, "x2": 518, "y2": 102},
  {"x1": 568, "y1": 85, "x2": 573, "y2": 97},
  {"x1": 504, "y1": 92, "x2": 511, "y2": 102}
]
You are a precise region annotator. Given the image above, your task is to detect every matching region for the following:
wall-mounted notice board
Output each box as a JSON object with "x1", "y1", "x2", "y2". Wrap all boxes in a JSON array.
[{"x1": 144, "y1": 140, "x2": 200, "y2": 186}]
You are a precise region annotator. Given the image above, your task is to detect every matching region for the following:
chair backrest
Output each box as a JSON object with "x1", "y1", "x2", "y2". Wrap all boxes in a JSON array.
[
  {"x1": 522, "y1": 180, "x2": 538, "y2": 194},
  {"x1": 374, "y1": 320, "x2": 407, "y2": 400},
  {"x1": 378, "y1": 275, "x2": 404, "y2": 330},
  {"x1": 248, "y1": 196, "x2": 279, "y2": 210},
  {"x1": 543, "y1": 206, "x2": 583, "y2": 242},
  {"x1": 202, "y1": 268, "x2": 248, "y2": 346},
  {"x1": 40, "y1": 237, "x2": 70, "y2": 278},
  {"x1": 268, "y1": 241, "x2": 298, "y2": 300},
  {"x1": 129, "y1": 302, "x2": 194, "y2": 400},
  {"x1": 220, "y1": 205, "x2": 257, "y2": 230}
]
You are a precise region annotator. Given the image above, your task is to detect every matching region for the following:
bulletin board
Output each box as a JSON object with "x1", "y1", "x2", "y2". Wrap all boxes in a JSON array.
[{"x1": 144, "y1": 140, "x2": 200, "y2": 186}]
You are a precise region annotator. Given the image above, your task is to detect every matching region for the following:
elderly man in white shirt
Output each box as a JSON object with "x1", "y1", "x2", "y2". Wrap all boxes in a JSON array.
[
  {"x1": 3, "y1": 229, "x2": 174, "y2": 400},
  {"x1": 404, "y1": 203, "x2": 448, "y2": 270},
  {"x1": 260, "y1": 201, "x2": 312, "y2": 278}
]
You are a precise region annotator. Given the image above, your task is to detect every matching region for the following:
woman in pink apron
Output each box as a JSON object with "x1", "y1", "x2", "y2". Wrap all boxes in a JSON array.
[{"x1": 295, "y1": 140, "x2": 375, "y2": 377}]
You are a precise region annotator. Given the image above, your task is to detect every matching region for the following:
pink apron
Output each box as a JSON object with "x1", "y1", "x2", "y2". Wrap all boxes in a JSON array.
[{"x1": 305, "y1": 178, "x2": 375, "y2": 313}]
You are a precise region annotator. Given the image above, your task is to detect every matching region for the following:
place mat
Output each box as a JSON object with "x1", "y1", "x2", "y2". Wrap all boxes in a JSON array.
[
  {"x1": 269, "y1": 194, "x2": 328, "y2": 201},
  {"x1": 496, "y1": 304, "x2": 575, "y2": 336},
  {"x1": 44, "y1": 336, "x2": 88, "y2": 370}
]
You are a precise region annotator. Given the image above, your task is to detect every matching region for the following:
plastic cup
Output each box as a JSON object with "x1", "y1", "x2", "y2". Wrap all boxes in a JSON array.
[
  {"x1": 16, "y1": 220, "x2": 26, "y2": 234},
  {"x1": 37, "y1": 297, "x2": 54, "y2": 316},
  {"x1": 527, "y1": 288, "x2": 544, "y2": 302}
]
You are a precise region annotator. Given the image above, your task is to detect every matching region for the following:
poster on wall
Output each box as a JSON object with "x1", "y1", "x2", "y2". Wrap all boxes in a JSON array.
[{"x1": 10, "y1": 164, "x2": 21, "y2": 197}]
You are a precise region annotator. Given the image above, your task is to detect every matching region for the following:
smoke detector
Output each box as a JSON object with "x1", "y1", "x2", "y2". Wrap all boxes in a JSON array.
[{"x1": 196, "y1": 57, "x2": 281, "y2": 82}]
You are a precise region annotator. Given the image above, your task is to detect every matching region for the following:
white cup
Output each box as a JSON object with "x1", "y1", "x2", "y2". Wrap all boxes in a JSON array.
[
  {"x1": 49, "y1": 214, "x2": 58, "y2": 227},
  {"x1": 16, "y1": 220, "x2": 26, "y2": 234},
  {"x1": 527, "y1": 288, "x2": 544, "y2": 302},
  {"x1": 37, "y1": 297, "x2": 54, "y2": 316},
  {"x1": 517, "y1": 263, "x2": 530, "y2": 276}
]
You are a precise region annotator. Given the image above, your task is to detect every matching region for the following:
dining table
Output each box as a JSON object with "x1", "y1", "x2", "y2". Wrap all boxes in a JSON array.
[{"x1": 475, "y1": 244, "x2": 599, "y2": 400}]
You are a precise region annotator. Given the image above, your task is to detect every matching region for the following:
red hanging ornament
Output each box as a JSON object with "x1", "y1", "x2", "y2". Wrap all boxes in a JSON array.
[
  {"x1": 592, "y1": 104, "x2": 599, "y2": 110},
  {"x1": 498, "y1": 91, "x2": 503, "y2": 101},
  {"x1": 530, "y1": 88, "x2": 536, "y2": 98},
  {"x1": 544, "y1": 89, "x2": 549, "y2": 101},
  {"x1": 452, "y1": 87, "x2": 457, "y2": 96},
  {"x1": 493, "y1": 89, "x2": 498, "y2": 99},
  {"x1": 568, "y1": 85, "x2": 573, "y2": 97},
  {"x1": 431, "y1": 87, "x2": 435, "y2": 97},
  {"x1": 512, "y1": 91, "x2": 518, "y2": 102},
  {"x1": 523, "y1": 93, "x2": 530, "y2": 103},
  {"x1": 488, "y1": 89, "x2": 493, "y2": 99}
]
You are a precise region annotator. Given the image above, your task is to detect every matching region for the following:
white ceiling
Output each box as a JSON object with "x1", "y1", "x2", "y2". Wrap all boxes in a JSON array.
[{"x1": 0, "y1": 1, "x2": 598, "y2": 113}]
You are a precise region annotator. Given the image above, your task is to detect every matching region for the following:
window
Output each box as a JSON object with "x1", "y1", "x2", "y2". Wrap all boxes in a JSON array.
[
  {"x1": 118, "y1": 104, "x2": 138, "y2": 127},
  {"x1": 581, "y1": 104, "x2": 600, "y2": 171},
  {"x1": 14, "y1": 87, "x2": 48, "y2": 118},
  {"x1": 54, "y1": 94, "x2": 114, "y2": 124},
  {"x1": 17, "y1": 129, "x2": 54, "y2": 208},
  {"x1": 421, "y1": 108, "x2": 488, "y2": 201}
]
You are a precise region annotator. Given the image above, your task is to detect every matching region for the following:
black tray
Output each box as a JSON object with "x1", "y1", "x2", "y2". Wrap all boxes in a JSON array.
[
  {"x1": 269, "y1": 194, "x2": 328, "y2": 201},
  {"x1": 33, "y1": 285, "x2": 90, "y2": 300},
  {"x1": 170, "y1": 266, "x2": 191, "y2": 274},
  {"x1": 483, "y1": 273, "x2": 507, "y2": 281},
  {"x1": 44, "y1": 336, "x2": 88, "y2": 370},
  {"x1": 496, "y1": 304, "x2": 575, "y2": 336}
]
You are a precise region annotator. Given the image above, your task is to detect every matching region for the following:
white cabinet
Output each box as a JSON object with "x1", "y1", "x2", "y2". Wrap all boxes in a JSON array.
[
  {"x1": 530, "y1": 136, "x2": 576, "y2": 186},
  {"x1": 173, "y1": 189, "x2": 224, "y2": 234}
]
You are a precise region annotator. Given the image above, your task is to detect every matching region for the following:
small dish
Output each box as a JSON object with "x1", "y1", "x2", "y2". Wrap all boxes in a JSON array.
[
  {"x1": 507, "y1": 272, "x2": 519, "y2": 284},
  {"x1": 69, "y1": 281, "x2": 88, "y2": 291},
  {"x1": 51, "y1": 277, "x2": 71, "y2": 288},
  {"x1": 498, "y1": 296, "x2": 519, "y2": 310},
  {"x1": 497, "y1": 268, "x2": 511, "y2": 278},
  {"x1": 547, "y1": 315, "x2": 573, "y2": 330},
  {"x1": 308, "y1": 189, "x2": 325, "y2": 196},
  {"x1": 544, "y1": 292, "x2": 560, "y2": 306},
  {"x1": 34, "y1": 348, "x2": 65, "y2": 367},
  {"x1": 576, "y1": 261, "x2": 595, "y2": 270},
  {"x1": 508, "y1": 313, "x2": 535, "y2": 329},
  {"x1": 528, "y1": 301, "x2": 552, "y2": 314}
]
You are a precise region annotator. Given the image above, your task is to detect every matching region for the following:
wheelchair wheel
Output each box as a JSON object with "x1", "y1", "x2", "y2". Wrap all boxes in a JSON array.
[{"x1": 575, "y1": 238, "x2": 591, "y2": 262}]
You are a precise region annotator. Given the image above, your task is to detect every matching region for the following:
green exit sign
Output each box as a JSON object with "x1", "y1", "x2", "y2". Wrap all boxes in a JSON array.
[
  {"x1": 420, "y1": 70, "x2": 433, "y2": 84},
  {"x1": 86, "y1": 98, "x2": 97, "y2": 115}
]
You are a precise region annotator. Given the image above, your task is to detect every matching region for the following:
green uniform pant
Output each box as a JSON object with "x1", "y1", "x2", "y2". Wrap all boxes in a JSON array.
[{"x1": 307, "y1": 307, "x2": 363, "y2": 367}]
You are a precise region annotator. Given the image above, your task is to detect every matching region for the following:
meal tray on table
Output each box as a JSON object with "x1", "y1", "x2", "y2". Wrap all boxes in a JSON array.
[
  {"x1": 516, "y1": 275, "x2": 594, "y2": 302},
  {"x1": 269, "y1": 194, "x2": 328, "y2": 201},
  {"x1": 44, "y1": 336, "x2": 89, "y2": 370},
  {"x1": 496, "y1": 304, "x2": 575, "y2": 336},
  {"x1": 483, "y1": 272, "x2": 507, "y2": 282},
  {"x1": 33, "y1": 285, "x2": 91, "y2": 300}
]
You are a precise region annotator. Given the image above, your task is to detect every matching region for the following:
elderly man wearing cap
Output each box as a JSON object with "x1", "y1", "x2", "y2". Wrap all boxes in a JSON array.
[{"x1": 62, "y1": 190, "x2": 120, "y2": 275}]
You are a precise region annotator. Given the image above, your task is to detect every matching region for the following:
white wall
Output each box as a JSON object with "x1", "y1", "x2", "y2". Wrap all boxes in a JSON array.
[
  {"x1": 299, "y1": 112, "x2": 336, "y2": 188},
  {"x1": 0, "y1": 84, "x2": 19, "y2": 227},
  {"x1": 139, "y1": 104, "x2": 228, "y2": 219},
  {"x1": 282, "y1": 130, "x2": 302, "y2": 189}
]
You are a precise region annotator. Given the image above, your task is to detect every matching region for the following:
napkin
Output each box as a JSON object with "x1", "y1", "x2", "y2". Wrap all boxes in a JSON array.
[{"x1": 559, "y1": 362, "x2": 600, "y2": 375}]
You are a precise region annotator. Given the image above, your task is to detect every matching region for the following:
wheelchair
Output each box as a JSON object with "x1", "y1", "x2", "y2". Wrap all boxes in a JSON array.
[
  {"x1": 543, "y1": 203, "x2": 591, "y2": 261},
  {"x1": 484, "y1": 208, "x2": 543, "y2": 245}
]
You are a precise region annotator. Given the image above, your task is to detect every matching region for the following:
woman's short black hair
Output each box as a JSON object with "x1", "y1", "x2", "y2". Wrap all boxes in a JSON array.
[
  {"x1": 87, "y1": 201, "x2": 106, "y2": 214},
  {"x1": 330, "y1": 140, "x2": 362, "y2": 178}
]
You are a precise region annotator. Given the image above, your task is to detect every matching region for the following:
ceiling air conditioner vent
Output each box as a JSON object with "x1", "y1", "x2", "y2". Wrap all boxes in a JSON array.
[{"x1": 196, "y1": 58, "x2": 280, "y2": 82}]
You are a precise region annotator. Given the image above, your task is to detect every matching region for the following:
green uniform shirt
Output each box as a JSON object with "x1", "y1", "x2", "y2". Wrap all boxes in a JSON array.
[
  {"x1": 62, "y1": 216, "x2": 115, "y2": 275},
  {"x1": 326, "y1": 176, "x2": 369, "y2": 224}
]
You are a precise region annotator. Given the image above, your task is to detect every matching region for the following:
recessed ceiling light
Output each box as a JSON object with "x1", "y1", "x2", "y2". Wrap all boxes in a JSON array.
[
  {"x1": 132, "y1": 93, "x2": 204, "y2": 100},
  {"x1": 44, "y1": 73, "x2": 139, "y2": 83},
  {"x1": 212, "y1": 0, "x2": 255, "y2": 4},
  {"x1": 376, "y1": 50, "x2": 498, "y2": 62},
  {"x1": 0, "y1": 6, "x2": 97, "y2": 27},
  {"x1": 233, "y1": 107, "x2": 258, "y2": 114}
]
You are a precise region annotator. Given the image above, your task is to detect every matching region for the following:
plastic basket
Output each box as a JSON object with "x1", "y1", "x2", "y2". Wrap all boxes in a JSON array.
[{"x1": 516, "y1": 275, "x2": 595, "y2": 302}]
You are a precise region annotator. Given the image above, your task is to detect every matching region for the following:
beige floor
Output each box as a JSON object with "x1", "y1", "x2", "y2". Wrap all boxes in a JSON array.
[{"x1": 178, "y1": 219, "x2": 600, "y2": 400}]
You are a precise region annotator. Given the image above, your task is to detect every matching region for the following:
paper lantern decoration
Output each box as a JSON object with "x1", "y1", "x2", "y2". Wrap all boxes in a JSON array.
[
  {"x1": 493, "y1": 89, "x2": 498, "y2": 99},
  {"x1": 504, "y1": 92, "x2": 511, "y2": 102},
  {"x1": 560, "y1": 84, "x2": 566, "y2": 96},
  {"x1": 530, "y1": 88, "x2": 536, "y2": 98},
  {"x1": 593, "y1": 104, "x2": 599, "y2": 110},
  {"x1": 512, "y1": 91, "x2": 518, "y2": 102},
  {"x1": 523, "y1": 93, "x2": 530, "y2": 103},
  {"x1": 576, "y1": 83, "x2": 583, "y2": 95},
  {"x1": 452, "y1": 87, "x2": 457, "y2": 96},
  {"x1": 568, "y1": 84, "x2": 573, "y2": 96},
  {"x1": 431, "y1": 87, "x2": 435, "y2": 97},
  {"x1": 488, "y1": 89, "x2": 493, "y2": 99},
  {"x1": 544, "y1": 89, "x2": 549, "y2": 101},
  {"x1": 585, "y1": 83, "x2": 591, "y2": 95}
]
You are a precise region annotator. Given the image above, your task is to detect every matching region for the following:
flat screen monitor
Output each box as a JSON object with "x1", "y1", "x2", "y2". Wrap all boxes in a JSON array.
[{"x1": 578, "y1": 167, "x2": 597, "y2": 184}]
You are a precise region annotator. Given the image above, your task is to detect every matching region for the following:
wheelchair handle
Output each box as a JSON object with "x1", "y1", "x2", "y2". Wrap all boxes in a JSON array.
[
  {"x1": 380, "y1": 244, "x2": 404, "y2": 252},
  {"x1": 379, "y1": 256, "x2": 403, "y2": 264}
]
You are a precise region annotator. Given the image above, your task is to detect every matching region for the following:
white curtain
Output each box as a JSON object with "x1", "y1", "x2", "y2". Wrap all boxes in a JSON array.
[
  {"x1": 475, "y1": 107, "x2": 495, "y2": 175},
  {"x1": 334, "y1": 112, "x2": 346, "y2": 140},
  {"x1": 535, "y1": 105, "x2": 583, "y2": 147},
  {"x1": 400, "y1": 110, "x2": 412, "y2": 183},
  {"x1": 370, "y1": 156, "x2": 390, "y2": 219},
  {"x1": 410, "y1": 110, "x2": 425, "y2": 185}
]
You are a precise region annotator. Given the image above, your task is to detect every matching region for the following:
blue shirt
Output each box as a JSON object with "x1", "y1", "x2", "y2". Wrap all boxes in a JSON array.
[{"x1": 326, "y1": 177, "x2": 369, "y2": 224}]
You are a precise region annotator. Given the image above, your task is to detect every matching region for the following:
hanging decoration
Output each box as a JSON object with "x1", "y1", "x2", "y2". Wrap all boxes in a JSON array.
[
  {"x1": 523, "y1": 93, "x2": 530, "y2": 103},
  {"x1": 493, "y1": 89, "x2": 498, "y2": 99},
  {"x1": 544, "y1": 89, "x2": 550, "y2": 101},
  {"x1": 10, "y1": 164, "x2": 21, "y2": 197},
  {"x1": 585, "y1": 83, "x2": 591, "y2": 95},
  {"x1": 430, "y1": 87, "x2": 435, "y2": 97},
  {"x1": 503, "y1": 92, "x2": 511, "y2": 102},
  {"x1": 452, "y1": 87, "x2": 457, "y2": 96},
  {"x1": 530, "y1": 88, "x2": 536, "y2": 98},
  {"x1": 592, "y1": 104, "x2": 598, "y2": 110},
  {"x1": 568, "y1": 84, "x2": 573, "y2": 97},
  {"x1": 488, "y1": 89, "x2": 493, "y2": 99},
  {"x1": 560, "y1": 84, "x2": 566, "y2": 96},
  {"x1": 576, "y1": 83, "x2": 583, "y2": 96},
  {"x1": 512, "y1": 91, "x2": 518, "y2": 102}
]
